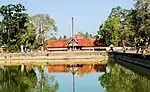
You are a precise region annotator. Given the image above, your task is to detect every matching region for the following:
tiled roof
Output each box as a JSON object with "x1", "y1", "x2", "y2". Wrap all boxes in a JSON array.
[
  {"x1": 77, "y1": 38, "x2": 95, "y2": 47},
  {"x1": 48, "y1": 65, "x2": 97, "y2": 76},
  {"x1": 48, "y1": 65, "x2": 68, "y2": 72},
  {"x1": 76, "y1": 34, "x2": 84, "y2": 39},
  {"x1": 46, "y1": 36, "x2": 103, "y2": 48},
  {"x1": 46, "y1": 39, "x2": 68, "y2": 48},
  {"x1": 77, "y1": 65, "x2": 96, "y2": 76}
]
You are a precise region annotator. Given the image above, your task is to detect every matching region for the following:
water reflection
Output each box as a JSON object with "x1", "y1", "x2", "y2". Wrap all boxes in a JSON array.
[
  {"x1": 48, "y1": 64, "x2": 106, "y2": 92},
  {"x1": 2, "y1": 60, "x2": 150, "y2": 92},
  {"x1": 48, "y1": 64, "x2": 106, "y2": 76},
  {"x1": 99, "y1": 60, "x2": 150, "y2": 92},
  {"x1": 47, "y1": 64, "x2": 106, "y2": 92},
  {"x1": 0, "y1": 64, "x2": 106, "y2": 92},
  {"x1": 35, "y1": 65, "x2": 59, "y2": 92},
  {"x1": 0, "y1": 65, "x2": 37, "y2": 92},
  {"x1": 0, "y1": 65, "x2": 59, "y2": 92}
]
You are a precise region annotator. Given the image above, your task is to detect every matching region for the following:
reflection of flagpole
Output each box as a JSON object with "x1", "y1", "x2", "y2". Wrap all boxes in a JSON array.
[
  {"x1": 72, "y1": 65, "x2": 75, "y2": 92},
  {"x1": 67, "y1": 65, "x2": 83, "y2": 92}
]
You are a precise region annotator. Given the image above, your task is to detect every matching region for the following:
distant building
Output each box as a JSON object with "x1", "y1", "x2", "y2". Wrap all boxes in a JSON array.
[{"x1": 45, "y1": 35, "x2": 103, "y2": 51}]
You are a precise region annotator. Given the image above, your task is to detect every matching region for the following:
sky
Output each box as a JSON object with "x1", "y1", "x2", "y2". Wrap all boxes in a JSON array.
[{"x1": 0, "y1": 0, "x2": 135, "y2": 38}]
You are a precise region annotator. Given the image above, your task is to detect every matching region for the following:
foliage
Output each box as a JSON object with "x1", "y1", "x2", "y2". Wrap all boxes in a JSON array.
[
  {"x1": 0, "y1": 4, "x2": 39, "y2": 52},
  {"x1": 30, "y1": 14, "x2": 57, "y2": 40},
  {"x1": 129, "y1": 0, "x2": 150, "y2": 38},
  {"x1": 34, "y1": 65, "x2": 59, "y2": 92},
  {"x1": 35, "y1": 74, "x2": 59, "y2": 92},
  {"x1": 0, "y1": 4, "x2": 28, "y2": 52},
  {"x1": 97, "y1": 6, "x2": 132, "y2": 46},
  {"x1": 0, "y1": 4, "x2": 58, "y2": 52},
  {"x1": 21, "y1": 23, "x2": 38, "y2": 50},
  {"x1": 98, "y1": 17, "x2": 122, "y2": 46},
  {"x1": 0, "y1": 66, "x2": 37, "y2": 92},
  {"x1": 76, "y1": 31, "x2": 93, "y2": 38},
  {"x1": 99, "y1": 60, "x2": 150, "y2": 92},
  {"x1": 109, "y1": 6, "x2": 129, "y2": 18},
  {"x1": 63, "y1": 35, "x2": 67, "y2": 39},
  {"x1": 97, "y1": 1, "x2": 150, "y2": 47},
  {"x1": 0, "y1": 65, "x2": 59, "y2": 92}
]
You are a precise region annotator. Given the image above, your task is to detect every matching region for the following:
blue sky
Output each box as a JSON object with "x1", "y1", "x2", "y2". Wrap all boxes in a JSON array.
[{"x1": 0, "y1": 0, "x2": 134, "y2": 38}]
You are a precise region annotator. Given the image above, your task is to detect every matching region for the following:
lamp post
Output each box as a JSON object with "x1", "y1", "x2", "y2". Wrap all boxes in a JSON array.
[
  {"x1": 120, "y1": 18, "x2": 126, "y2": 53},
  {"x1": 67, "y1": 64, "x2": 83, "y2": 92}
]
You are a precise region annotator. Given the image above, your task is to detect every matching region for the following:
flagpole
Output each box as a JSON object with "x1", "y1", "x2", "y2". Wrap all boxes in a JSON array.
[{"x1": 72, "y1": 17, "x2": 74, "y2": 51}]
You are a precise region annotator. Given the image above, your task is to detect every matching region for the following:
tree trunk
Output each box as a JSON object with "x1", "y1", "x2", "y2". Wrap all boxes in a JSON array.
[{"x1": 21, "y1": 45, "x2": 24, "y2": 52}]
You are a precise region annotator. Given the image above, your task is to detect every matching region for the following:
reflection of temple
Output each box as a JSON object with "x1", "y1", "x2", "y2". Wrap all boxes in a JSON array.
[
  {"x1": 48, "y1": 64, "x2": 106, "y2": 76},
  {"x1": 48, "y1": 65, "x2": 69, "y2": 72}
]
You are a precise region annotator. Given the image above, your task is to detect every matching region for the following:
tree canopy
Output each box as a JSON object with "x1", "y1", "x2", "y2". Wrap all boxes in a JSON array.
[
  {"x1": 75, "y1": 31, "x2": 93, "y2": 38},
  {"x1": 99, "y1": 60, "x2": 150, "y2": 92},
  {"x1": 0, "y1": 4, "x2": 57, "y2": 52},
  {"x1": 97, "y1": 0, "x2": 150, "y2": 47},
  {"x1": 0, "y1": 4, "x2": 29, "y2": 52},
  {"x1": 30, "y1": 14, "x2": 57, "y2": 40}
]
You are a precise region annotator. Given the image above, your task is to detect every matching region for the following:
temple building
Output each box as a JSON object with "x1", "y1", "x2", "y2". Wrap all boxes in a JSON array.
[{"x1": 45, "y1": 35, "x2": 103, "y2": 51}]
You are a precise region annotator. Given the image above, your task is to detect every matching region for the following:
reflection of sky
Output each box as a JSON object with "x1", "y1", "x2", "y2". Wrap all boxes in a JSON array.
[{"x1": 43, "y1": 67, "x2": 105, "y2": 92}]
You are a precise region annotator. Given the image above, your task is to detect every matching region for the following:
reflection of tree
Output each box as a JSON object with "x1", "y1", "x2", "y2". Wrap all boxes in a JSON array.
[
  {"x1": 0, "y1": 65, "x2": 59, "y2": 92},
  {"x1": 35, "y1": 75, "x2": 59, "y2": 92},
  {"x1": 0, "y1": 65, "x2": 37, "y2": 92},
  {"x1": 94, "y1": 64, "x2": 106, "y2": 72},
  {"x1": 35, "y1": 65, "x2": 59, "y2": 92},
  {"x1": 99, "y1": 60, "x2": 150, "y2": 92}
]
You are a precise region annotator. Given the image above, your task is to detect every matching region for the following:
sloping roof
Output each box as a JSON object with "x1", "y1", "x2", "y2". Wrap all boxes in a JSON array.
[
  {"x1": 47, "y1": 64, "x2": 98, "y2": 76},
  {"x1": 48, "y1": 65, "x2": 69, "y2": 72},
  {"x1": 46, "y1": 35, "x2": 103, "y2": 48},
  {"x1": 46, "y1": 39, "x2": 68, "y2": 48},
  {"x1": 77, "y1": 38, "x2": 95, "y2": 47},
  {"x1": 76, "y1": 34, "x2": 84, "y2": 39},
  {"x1": 68, "y1": 38, "x2": 78, "y2": 44}
]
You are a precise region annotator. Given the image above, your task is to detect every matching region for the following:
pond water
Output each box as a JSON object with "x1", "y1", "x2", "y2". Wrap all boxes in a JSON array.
[{"x1": 0, "y1": 59, "x2": 150, "y2": 92}]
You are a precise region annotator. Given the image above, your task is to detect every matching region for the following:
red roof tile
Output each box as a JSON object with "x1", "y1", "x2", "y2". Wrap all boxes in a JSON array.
[
  {"x1": 48, "y1": 64, "x2": 97, "y2": 76},
  {"x1": 46, "y1": 39, "x2": 68, "y2": 48},
  {"x1": 46, "y1": 36, "x2": 103, "y2": 48},
  {"x1": 77, "y1": 38, "x2": 95, "y2": 47}
]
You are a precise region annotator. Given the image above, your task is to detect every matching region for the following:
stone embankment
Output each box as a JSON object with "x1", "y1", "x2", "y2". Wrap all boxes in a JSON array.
[
  {"x1": 109, "y1": 52, "x2": 150, "y2": 69},
  {"x1": 0, "y1": 51, "x2": 108, "y2": 65}
]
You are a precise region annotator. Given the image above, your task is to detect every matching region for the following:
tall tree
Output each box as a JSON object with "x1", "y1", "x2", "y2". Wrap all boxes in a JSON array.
[
  {"x1": 30, "y1": 14, "x2": 57, "y2": 52},
  {"x1": 20, "y1": 22, "x2": 38, "y2": 50},
  {"x1": 109, "y1": 6, "x2": 129, "y2": 18},
  {"x1": 130, "y1": 0, "x2": 150, "y2": 38},
  {"x1": 0, "y1": 4, "x2": 31, "y2": 52},
  {"x1": 98, "y1": 17, "x2": 122, "y2": 46},
  {"x1": 30, "y1": 14, "x2": 57, "y2": 40},
  {"x1": 98, "y1": 6, "x2": 133, "y2": 46},
  {"x1": 125, "y1": 0, "x2": 150, "y2": 48}
]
